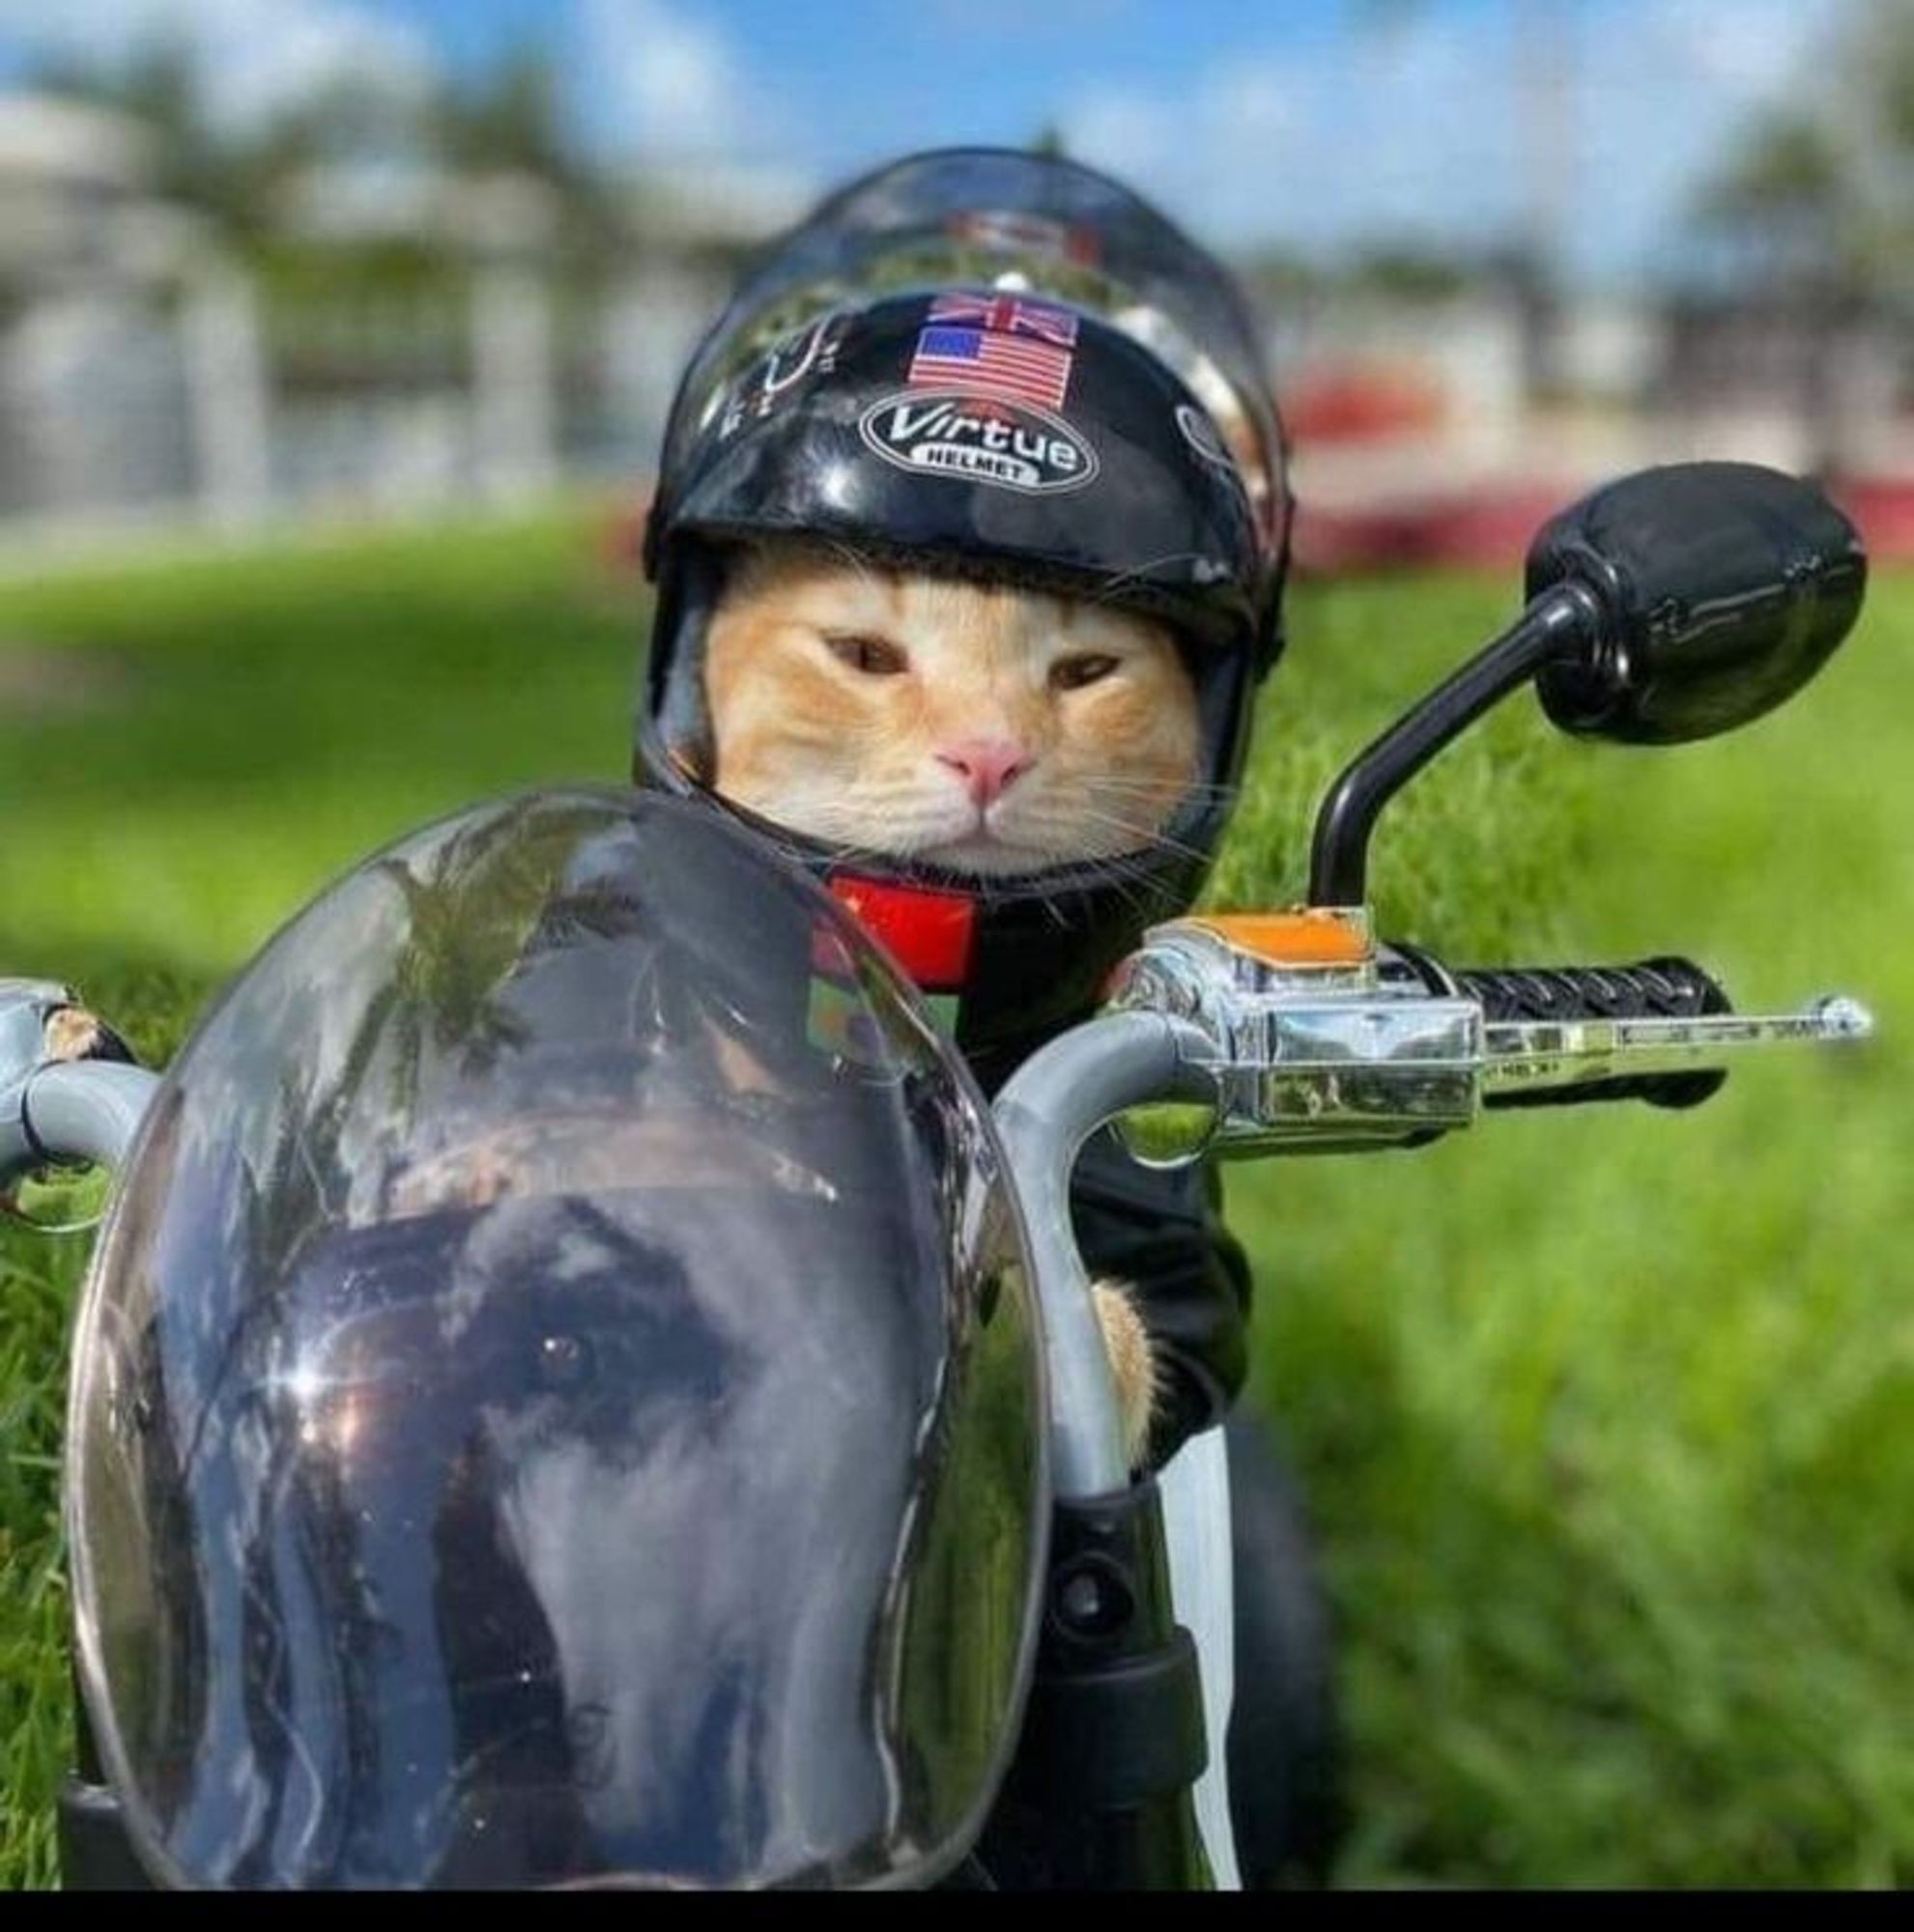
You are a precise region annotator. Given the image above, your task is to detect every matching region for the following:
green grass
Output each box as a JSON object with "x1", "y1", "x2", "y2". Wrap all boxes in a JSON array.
[{"x1": 1, "y1": 503, "x2": 1906, "y2": 1888}]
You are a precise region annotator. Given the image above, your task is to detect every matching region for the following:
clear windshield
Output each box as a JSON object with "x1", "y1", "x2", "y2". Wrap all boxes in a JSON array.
[{"x1": 69, "y1": 788, "x2": 1043, "y2": 1889}]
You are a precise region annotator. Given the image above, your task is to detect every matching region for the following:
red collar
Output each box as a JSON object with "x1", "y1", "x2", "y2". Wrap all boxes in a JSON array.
[{"x1": 828, "y1": 873, "x2": 978, "y2": 992}]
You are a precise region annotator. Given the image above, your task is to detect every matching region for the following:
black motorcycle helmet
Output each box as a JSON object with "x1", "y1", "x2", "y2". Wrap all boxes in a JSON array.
[{"x1": 635, "y1": 149, "x2": 1291, "y2": 1089}]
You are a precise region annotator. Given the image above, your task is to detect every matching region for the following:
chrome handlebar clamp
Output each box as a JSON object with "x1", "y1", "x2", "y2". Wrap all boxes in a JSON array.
[{"x1": 0, "y1": 980, "x2": 86, "y2": 1092}]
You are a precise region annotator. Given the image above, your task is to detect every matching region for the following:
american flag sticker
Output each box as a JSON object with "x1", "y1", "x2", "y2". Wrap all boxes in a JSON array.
[{"x1": 906, "y1": 291, "x2": 1079, "y2": 412}]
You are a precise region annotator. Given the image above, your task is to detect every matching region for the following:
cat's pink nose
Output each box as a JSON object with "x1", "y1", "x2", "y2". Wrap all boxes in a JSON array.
[{"x1": 936, "y1": 739, "x2": 1032, "y2": 810}]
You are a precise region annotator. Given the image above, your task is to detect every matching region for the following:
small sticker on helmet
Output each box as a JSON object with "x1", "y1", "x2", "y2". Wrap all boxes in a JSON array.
[
  {"x1": 907, "y1": 293, "x2": 1079, "y2": 412},
  {"x1": 715, "y1": 312, "x2": 846, "y2": 438},
  {"x1": 858, "y1": 390, "x2": 1099, "y2": 496},
  {"x1": 1175, "y1": 402, "x2": 1235, "y2": 470},
  {"x1": 946, "y1": 209, "x2": 1102, "y2": 268}
]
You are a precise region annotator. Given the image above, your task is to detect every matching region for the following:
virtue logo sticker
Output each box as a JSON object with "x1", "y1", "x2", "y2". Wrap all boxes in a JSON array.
[{"x1": 859, "y1": 391, "x2": 1099, "y2": 496}]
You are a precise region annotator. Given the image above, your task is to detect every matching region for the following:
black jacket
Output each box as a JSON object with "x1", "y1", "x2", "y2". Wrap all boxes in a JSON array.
[{"x1": 1070, "y1": 1127, "x2": 1251, "y2": 1470}]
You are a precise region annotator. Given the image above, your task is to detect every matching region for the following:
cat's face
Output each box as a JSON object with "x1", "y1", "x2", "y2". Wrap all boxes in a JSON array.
[{"x1": 702, "y1": 545, "x2": 1200, "y2": 878}]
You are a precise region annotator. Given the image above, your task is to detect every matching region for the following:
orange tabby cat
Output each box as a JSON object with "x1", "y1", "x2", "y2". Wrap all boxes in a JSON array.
[
  {"x1": 705, "y1": 543, "x2": 1199, "y2": 878},
  {"x1": 703, "y1": 539, "x2": 1202, "y2": 1463}
]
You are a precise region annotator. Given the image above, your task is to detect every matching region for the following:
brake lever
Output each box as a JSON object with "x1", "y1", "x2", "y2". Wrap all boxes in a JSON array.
[
  {"x1": 1481, "y1": 997, "x2": 1874, "y2": 1095},
  {"x1": 1103, "y1": 917, "x2": 1875, "y2": 1158}
]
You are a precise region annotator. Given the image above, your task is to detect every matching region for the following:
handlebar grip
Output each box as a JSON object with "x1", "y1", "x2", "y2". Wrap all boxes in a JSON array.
[{"x1": 1451, "y1": 955, "x2": 1733, "y2": 1111}]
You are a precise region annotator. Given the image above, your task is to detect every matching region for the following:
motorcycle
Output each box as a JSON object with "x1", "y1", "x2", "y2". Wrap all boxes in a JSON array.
[{"x1": 1, "y1": 460, "x2": 1872, "y2": 1889}]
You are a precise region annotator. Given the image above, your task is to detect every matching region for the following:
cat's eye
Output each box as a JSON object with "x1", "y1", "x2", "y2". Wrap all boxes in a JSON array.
[
  {"x1": 822, "y1": 632, "x2": 909, "y2": 676},
  {"x1": 1051, "y1": 653, "x2": 1121, "y2": 692}
]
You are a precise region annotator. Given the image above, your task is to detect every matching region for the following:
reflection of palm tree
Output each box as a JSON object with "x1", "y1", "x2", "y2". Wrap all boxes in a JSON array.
[
  {"x1": 185, "y1": 796, "x2": 665, "y2": 1444},
  {"x1": 225, "y1": 797, "x2": 644, "y2": 1283},
  {"x1": 370, "y1": 798, "x2": 644, "y2": 1109}
]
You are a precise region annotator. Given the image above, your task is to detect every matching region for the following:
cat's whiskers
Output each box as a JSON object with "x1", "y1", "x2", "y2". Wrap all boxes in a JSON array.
[
  {"x1": 1009, "y1": 799, "x2": 1213, "y2": 870},
  {"x1": 1097, "y1": 777, "x2": 1240, "y2": 805},
  {"x1": 1062, "y1": 851, "x2": 1160, "y2": 925},
  {"x1": 1074, "y1": 808, "x2": 1218, "y2": 868}
]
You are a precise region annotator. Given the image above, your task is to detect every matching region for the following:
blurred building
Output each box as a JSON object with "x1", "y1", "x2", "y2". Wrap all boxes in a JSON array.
[
  {"x1": 1267, "y1": 274, "x2": 1914, "y2": 568},
  {"x1": 2, "y1": 80, "x2": 1912, "y2": 563},
  {"x1": 0, "y1": 94, "x2": 202, "y2": 521},
  {"x1": 0, "y1": 89, "x2": 810, "y2": 537}
]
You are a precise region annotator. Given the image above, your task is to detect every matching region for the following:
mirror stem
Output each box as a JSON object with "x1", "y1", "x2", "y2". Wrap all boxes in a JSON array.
[{"x1": 1307, "y1": 582, "x2": 1603, "y2": 907}]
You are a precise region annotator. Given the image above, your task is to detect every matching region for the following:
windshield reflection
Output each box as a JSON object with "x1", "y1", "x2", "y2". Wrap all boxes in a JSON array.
[{"x1": 71, "y1": 788, "x2": 1043, "y2": 1889}]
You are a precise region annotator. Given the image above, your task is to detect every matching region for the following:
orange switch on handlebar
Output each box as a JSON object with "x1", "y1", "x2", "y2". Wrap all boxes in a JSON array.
[{"x1": 1183, "y1": 911, "x2": 1371, "y2": 966}]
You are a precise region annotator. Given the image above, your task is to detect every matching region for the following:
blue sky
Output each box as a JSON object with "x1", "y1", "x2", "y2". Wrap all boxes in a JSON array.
[{"x1": 0, "y1": 0, "x2": 1836, "y2": 286}]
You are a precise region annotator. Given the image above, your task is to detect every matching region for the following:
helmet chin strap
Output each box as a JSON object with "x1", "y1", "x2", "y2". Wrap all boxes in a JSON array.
[{"x1": 648, "y1": 543, "x2": 732, "y2": 780}]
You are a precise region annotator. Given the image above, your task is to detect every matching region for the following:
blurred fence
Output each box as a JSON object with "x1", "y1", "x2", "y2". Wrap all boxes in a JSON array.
[
  {"x1": 4, "y1": 87, "x2": 1913, "y2": 566},
  {"x1": 0, "y1": 263, "x2": 730, "y2": 531},
  {"x1": 14, "y1": 267, "x2": 1910, "y2": 544},
  {"x1": 0, "y1": 92, "x2": 760, "y2": 540}
]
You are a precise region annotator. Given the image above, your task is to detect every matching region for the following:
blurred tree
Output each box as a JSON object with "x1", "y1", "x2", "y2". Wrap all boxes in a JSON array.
[
  {"x1": 429, "y1": 45, "x2": 624, "y2": 257},
  {"x1": 1695, "y1": 0, "x2": 1914, "y2": 305},
  {"x1": 26, "y1": 38, "x2": 317, "y2": 241},
  {"x1": 1857, "y1": 0, "x2": 1914, "y2": 155},
  {"x1": 433, "y1": 47, "x2": 571, "y2": 182},
  {"x1": 29, "y1": 34, "x2": 629, "y2": 273},
  {"x1": 1688, "y1": 1, "x2": 1914, "y2": 472},
  {"x1": 1343, "y1": 244, "x2": 1471, "y2": 302},
  {"x1": 1698, "y1": 111, "x2": 1861, "y2": 296},
  {"x1": 1848, "y1": 0, "x2": 1914, "y2": 291}
]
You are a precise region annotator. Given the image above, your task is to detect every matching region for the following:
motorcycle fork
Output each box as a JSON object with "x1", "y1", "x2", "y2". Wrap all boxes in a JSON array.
[
  {"x1": 58, "y1": 1656, "x2": 151, "y2": 1890},
  {"x1": 973, "y1": 1473, "x2": 1212, "y2": 1889}
]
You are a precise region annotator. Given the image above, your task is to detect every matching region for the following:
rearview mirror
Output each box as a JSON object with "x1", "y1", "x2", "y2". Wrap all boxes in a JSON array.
[
  {"x1": 1307, "y1": 463, "x2": 1868, "y2": 905},
  {"x1": 1526, "y1": 462, "x2": 1866, "y2": 745}
]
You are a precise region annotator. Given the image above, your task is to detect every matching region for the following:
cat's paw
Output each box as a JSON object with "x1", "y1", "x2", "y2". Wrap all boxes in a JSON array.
[
  {"x1": 1091, "y1": 1277, "x2": 1162, "y2": 1470},
  {"x1": 44, "y1": 1007, "x2": 104, "y2": 1062}
]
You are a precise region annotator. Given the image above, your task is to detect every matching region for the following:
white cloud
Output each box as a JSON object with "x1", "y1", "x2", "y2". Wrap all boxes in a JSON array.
[
  {"x1": 0, "y1": 0, "x2": 434, "y2": 128},
  {"x1": 1061, "y1": 8, "x2": 1516, "y2": 253},
  {"x1": 1059, "y1": 0, "x2": 1836, "y2": 284},
  {"x1": 1570, "y1": 0, "x2": 1838, "y2": 278},
  {"x1": 576, "y1": 0, "x2": 784, "y2": 161}
]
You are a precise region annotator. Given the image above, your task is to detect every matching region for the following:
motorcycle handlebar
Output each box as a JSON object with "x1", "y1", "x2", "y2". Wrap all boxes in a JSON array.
[
  {"x1": 1443, "y1": 955, "x2": 1731, "y2": 1112},
  {"x1": 1108, "y1": 921, "x2": 1869, "y2": 1154}
]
